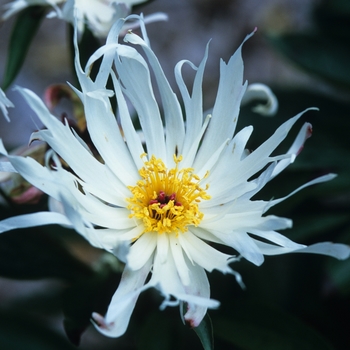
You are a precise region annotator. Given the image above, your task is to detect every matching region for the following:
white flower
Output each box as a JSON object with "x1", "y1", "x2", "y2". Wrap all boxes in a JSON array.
[
  {"x1": 2, "y1": 0, "x2": 164, "y2": 37},
  {"x1": 0, "y1": 16, "x2": 349, "y2": 338}
]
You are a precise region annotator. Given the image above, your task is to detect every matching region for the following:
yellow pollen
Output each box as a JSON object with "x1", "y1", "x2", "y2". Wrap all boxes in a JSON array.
[{"x1": 127, "y1": 154, "x2": 210, "y2": 238}]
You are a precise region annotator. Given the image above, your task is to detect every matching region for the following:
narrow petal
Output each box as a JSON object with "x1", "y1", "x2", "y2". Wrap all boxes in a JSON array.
[
  {"x1": 265, "y1": 173, "x2": 337, "y2": 212},
  {"x1": 114, "y1": 45, "x2": 166, "y2": 159},
  {"x1": 0, "y1": 212, "x2": 72, "y2": 234},
  {"x1": 126, "y1": 233, "x2": 157, "y2": 271},
  {"x1": 241, "y1": 83, "x2": 278, "y2": 116},
  {"x1": 92, "y1": 256, "x2": 153, "y2": 337},
  {"x1": 178, "y1": 231, "x2": 235, "y2": 273},
  {"x1": 211, "y1": 230, "x2": 264, "y2": 266},
  {"x1": 182, "y1": 260, "x2": 211, "y2": 328},
  {"x1": 169, "y1": 235, "x2": 191, "y2": 286},
  {"x1": 270, "y1": 122, "x2": 312, "y2": 179},
  {"x1": 0, "y1": 88, "x2": 14, "y2": 121},
  {"x1": 194, "y1": 32, "x2": 253, "y2": 170},
  {"x1": 175, "y1": 44, "x2": 209, "y2": 165},
  {"x1": 294, "y1": 242, "x2": 350, "y2": 260},
  {"x1": 125, "y1": 32, "x2": 185, "y2": 164}
]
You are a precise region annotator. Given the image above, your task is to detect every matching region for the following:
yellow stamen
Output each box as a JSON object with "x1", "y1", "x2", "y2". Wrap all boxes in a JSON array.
[{"x1": 127, "y1": 154, "x2": 210, "y2": 238}]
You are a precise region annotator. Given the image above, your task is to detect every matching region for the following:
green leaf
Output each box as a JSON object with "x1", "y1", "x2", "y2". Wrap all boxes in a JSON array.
[
  {"x1": 327, "y1": 224, "x2": 350, "y2": 294},
  {"x1": 2, "y1": 6, "x2": 47, "y2": 90},
  {"x1": 62, "y1": 255, "x2": 121, "y2": 345},
  {"x1": 0, "y1": 226, "x2": 93, "y2": 281},
  {"x1": 268, "y1": 33, "x2": 350, "y2": 91},
  {"x1": 213, "y1": 298, "x2": 334, "y2": 350},
  {"x1": 0, "y1": 310, "x2": 76, "y2": 350},
  {"x1": 193, "y1": 313, "x2": 214, "y2": 350}
]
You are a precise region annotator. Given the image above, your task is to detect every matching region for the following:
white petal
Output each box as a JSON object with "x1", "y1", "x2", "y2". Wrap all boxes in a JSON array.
[
  {"x1": 210, "y1": 230, "x2": 264, "y2": 266},
  {"x1": 178, "y1": 231, "x2": 234, "y2": 273},
  {"x1": 92, "y1": 256, "x2": 153, "y2": 338},
  {"x1": 110, "y1": 71, "x2": 144, "y2": 169},
  {"x1": 241, "y1": 83, "x2": 278, "y2": 116},
  {"x1": 230, "y1": 109, "x2": 316, "y2": 186},
  {"x1": 150, "y1": 243, "x2": 219, "y2": 313},
  {"x1": 80, "y1": 88, "x2": 140, "y2": 186},
  {"x1": 194, "y1": 32, "x2": 253, "y2": 170},
  {"x1": 182, "y1": 260, "x2": 211, "y2": 327},
  {"x1": 265, "y1": 173, "x2": 337, "y2": 212},
  {"x1": 270, "y1": 122, "x2": 312, "y2": 179},
  {"x1": 0, "y1": 161, "x2": 17, "y2": 173},
  {"x1": 114, "y1": 44, "x2": 166, "y2": 159},
  {"x1": 169, "y1": 235, "x2": 190, "y2": 286},
  {"x1": 126, "y1": 233, "x2": 157, "y2": 270},
  {"x1": 294, "y1": 242, "x2": 350, "y2": 260},
  {"x1": 125, "y1": 32, "x2": 185, "y2": 163},
  {"x1": 0, "y1": 211, "x2": 71, "y2": 234},
  {"x1": 0, "y1": 88, "x2": 14, "y2": 121},
  {"x1": 175, "y1": 44, "x2": 209, "y2": 166},
  {"x1": 16, "y1": 87, "x2": 127, "y2": 205}
]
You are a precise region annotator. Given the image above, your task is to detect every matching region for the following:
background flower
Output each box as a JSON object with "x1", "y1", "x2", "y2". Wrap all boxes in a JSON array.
[{"x1": 2, "y1": 0, "x2": 149, "y2": 37}]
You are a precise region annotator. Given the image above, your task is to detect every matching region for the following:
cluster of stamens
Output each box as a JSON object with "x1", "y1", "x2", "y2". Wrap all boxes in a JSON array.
[{"x1": 127, "y1": 154, "x2": 210, "y2": 238}]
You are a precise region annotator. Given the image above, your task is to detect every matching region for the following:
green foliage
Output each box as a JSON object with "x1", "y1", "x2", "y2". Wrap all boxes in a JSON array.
[
  {"x1": 0, "y1": 310, "x2": 77, "y2": 349},
  {"x1": 213, "y1": 297, "x2": 334, "y2": 350},
  {"x1": 0, "y1": 226, "x2": 93, "y2": 281},
  {"x1": 1, "y1": 6, "x2": 46, "y2": 90},
  {"x1": 62, "y1": 256, "x2": 121, "y2": 345},
  {"x1": 268, "y1": 0, "x2": 350, "y2": 91},
  {"x1": 193, "y1": 313, "x2": 214, "y2": 350}
]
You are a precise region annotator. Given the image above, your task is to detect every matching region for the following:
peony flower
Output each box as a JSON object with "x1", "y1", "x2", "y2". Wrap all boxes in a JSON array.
[
  {"x1": 2, "y1": 0, "x2": 165, "y2": 37},
  {"x1": 0, "y1": 16, "x2": 349, "y2": 338},
  {"x1": 0, "y1": 88, "x2": 14, "y2": 122}
]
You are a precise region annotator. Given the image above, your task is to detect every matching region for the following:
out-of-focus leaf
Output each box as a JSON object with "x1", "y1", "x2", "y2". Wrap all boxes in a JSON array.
[
  {"x1": 136, "y1": 311, "x2": 174, "y2": 350},
  {"x1": 290, "y1": 213, "x2": 350, "y2": 242},
  {"x1": 136, "y1": 305, "x2": 205, "y2": 350},
  {"x1": 0, "y1": 310, "x2": 76, "y2": 350},
  {"x1": 327, "y1": 224, "x2": 350, "y2": 294},
  {"x1": 313, "y1": 0, "x2": 350, "y2": 39},
  {"x1": 0, "y1": 227, "x2": 93, "y2": 281},
  {"x1": 1, "y1": 6, "x2": 46, "y2": 90},
  {"x1": 62, "y1": 255, "x2": 121, "y2": 345},
  {"x1": 268, "y1": 34, "x2": 350, "y2": 91},
  {"x1": 328, "y1": 256, "x2": 350, "y2": 295},
  {"x1": 213, "y1": 297, "x2": 334, "y2": 350},
  {"x1": 193, "y1": 313, "x2": 214, "y2": 350}
]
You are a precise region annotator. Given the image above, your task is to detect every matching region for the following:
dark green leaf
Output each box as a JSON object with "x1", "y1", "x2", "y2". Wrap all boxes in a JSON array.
[
  {"x1": 0, "y1": 226, "x2": 93, "y2": 281},
  {"x1": 327, "y1": 224, "x2": 350, "y2": 294},
  {"x1": 62, "y1": 256, "x2": 121, "y2": 345},
  {"x1": 268, "y1": 32, "x2": 350, "y2": 90},
  {"x1": 1, "y1": 6, "x2": 46, "y2": 90},
  {"x1": 193, "y1": 313, "x2": 214, "y2": 350},
  {"x1": 0, "y1": 310, "x2": 76, "y2": 350},
  {"x1": 213, "y1": 298, "x2": 334, "y2": 350},
  {"x1": 136, "y1": 311, "x2": 175, "y2": 350}
]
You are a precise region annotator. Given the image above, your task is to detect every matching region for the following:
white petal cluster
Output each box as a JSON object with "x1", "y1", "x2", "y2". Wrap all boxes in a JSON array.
[
  {"x1": 0, "y1": 15, "x2": 349, "y2": 338},
  {"x1": 2, "y1": 0, "x2": 151, "y2": 37}
]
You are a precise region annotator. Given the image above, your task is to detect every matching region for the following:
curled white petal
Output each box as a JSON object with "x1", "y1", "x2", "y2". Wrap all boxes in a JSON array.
[{"x1": 241, "y1": 83, "x2": 278, "y2": 116}]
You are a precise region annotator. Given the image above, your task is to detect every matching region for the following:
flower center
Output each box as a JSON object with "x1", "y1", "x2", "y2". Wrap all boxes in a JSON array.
[{"x1": 127, "y1": 154, "x2": 210, "y2": 237}]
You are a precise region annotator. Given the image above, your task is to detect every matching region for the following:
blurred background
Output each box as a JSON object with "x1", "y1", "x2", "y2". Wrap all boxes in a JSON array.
[{"x1": 0, "y1": 0, "x2": 350, "y2": 349}]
